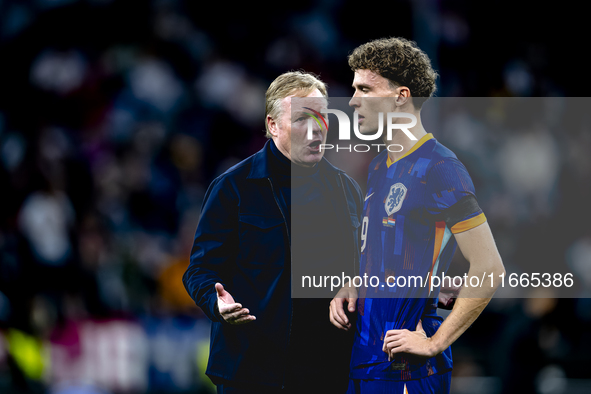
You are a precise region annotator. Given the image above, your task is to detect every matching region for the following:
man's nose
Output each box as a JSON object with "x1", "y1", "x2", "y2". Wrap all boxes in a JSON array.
[
  {"x1": 307, "y1": 118, "x2": 322, "y2": 136},
  {"x1": 349, "y1": 95, "x2": 361, "y2": 108}
]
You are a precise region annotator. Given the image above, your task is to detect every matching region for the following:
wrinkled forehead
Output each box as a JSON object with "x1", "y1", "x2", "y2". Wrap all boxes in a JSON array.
[{"x1": 288, "y1": 92, "x2": 328, "y2": 115}]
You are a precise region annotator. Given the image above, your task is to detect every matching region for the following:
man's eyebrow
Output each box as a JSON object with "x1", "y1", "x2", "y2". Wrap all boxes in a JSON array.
[{"x1": 353, "y1": 83, "x2": 371, "y2": 90}]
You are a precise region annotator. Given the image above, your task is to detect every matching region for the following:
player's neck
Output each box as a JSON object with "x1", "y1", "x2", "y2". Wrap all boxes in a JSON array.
[{"x1": 384, "y1": 115, "x2": 427, "y2": 163}]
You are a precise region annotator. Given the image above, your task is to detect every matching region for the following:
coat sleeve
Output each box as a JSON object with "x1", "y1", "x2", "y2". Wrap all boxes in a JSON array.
[
  {"x1": 182, "y1": 175, "x2": 239, "y2": 322},
  {"x1": 341, "y1": 173, "x2": 364, "y2": 277}
]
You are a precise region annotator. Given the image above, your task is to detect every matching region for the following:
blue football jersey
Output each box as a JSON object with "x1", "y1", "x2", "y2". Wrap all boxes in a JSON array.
[{"x1": 350, "y1": 133, "x2": 486, "y2": 381}]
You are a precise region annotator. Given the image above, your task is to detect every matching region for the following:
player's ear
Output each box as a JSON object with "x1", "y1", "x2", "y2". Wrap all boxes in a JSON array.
[{"x1": 394, "y1": 86, "x2": 411, "y2": 107}]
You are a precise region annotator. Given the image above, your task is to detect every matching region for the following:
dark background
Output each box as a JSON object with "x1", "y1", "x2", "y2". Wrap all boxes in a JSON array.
[{"x1": 1, "y1": 0, "x2": 590, "y2": 393}]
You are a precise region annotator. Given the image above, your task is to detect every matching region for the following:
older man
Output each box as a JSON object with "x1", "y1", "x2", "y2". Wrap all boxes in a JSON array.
[{"x1": 184, "y1": 71, "x2": 363, "y2": 393}]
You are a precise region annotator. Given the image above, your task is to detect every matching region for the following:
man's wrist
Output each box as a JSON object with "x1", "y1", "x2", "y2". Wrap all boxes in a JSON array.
[
  {"x1": 427, "y1": 335, "x2": 445, "y2": 357},
  {"x1": 214, "y1": 300, "x2": 223, "y2": 320}
]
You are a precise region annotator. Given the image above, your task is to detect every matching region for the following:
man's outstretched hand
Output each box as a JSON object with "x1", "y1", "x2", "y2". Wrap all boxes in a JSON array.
[
  {"x1": 329, "y1": 285, "x2": 357, "y2": 331},
  {"x1": 216, "y1": 283, "x2": 256, "y2": 325}
]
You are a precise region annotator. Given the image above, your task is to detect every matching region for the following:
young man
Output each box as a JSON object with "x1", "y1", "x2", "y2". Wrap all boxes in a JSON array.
[
  {"x1": 184, "y1": 71, "x2": 363, "y2": 393},
  {"x1": 329, "y1": 37, "x2": 505, "y2": 393}
]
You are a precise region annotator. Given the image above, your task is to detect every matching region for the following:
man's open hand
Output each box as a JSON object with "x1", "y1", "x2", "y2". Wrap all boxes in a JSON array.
[
  {"x1": 216, "y1": 283, "x2": 256, "y2": 325},
  {"x1": 329, "y1": 285, "x2": 357, "y2": 331},
  {"x1": 382, "y1": 320, "x2": 438, "y2": 361}
]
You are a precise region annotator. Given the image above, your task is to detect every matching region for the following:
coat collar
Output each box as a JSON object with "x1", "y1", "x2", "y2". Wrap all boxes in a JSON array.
[{"x1": 247, "y1": 140, "x2": 342, "y2": 179}]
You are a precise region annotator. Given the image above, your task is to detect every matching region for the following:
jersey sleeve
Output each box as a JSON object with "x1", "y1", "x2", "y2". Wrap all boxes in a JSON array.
[{"x1": 424, "y1": 158, "x2": 486, "y2": 234}]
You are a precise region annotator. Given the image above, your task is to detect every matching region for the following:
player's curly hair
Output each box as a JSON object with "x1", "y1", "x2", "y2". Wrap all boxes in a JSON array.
[{"x1": 348, "y1": 37, "x2": 438, "y2": 108}]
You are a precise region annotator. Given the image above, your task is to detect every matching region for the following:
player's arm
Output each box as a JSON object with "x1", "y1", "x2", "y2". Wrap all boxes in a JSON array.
[
  {"x1": 384, "y1": 157, "x2": 504, "y2": 357},
  {"x1": 384, "y1": 220, "x2": 504, "y2": 357},
  {"x1": 430, "y1": 221, "x2": 504, "y2": 350},
  {"x1": 329, "y1": 282, "x2": 358, "y2": 331},
  {"x1": 329, "y1": 173, "x2": 363, "y2": 331}
]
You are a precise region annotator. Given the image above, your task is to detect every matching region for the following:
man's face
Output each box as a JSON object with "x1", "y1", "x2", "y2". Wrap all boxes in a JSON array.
[
  {"x1": 273, "y1": 89, "x2": 328, "y2": 167},
  {"x1": 349, "y1": 69, "x2": 399, "y2": 134}
]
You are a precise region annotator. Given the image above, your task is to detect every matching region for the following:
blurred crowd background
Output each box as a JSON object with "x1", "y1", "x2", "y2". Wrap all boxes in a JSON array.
[{"x1": 0, "y1": 0, "x2": 590, "y2": 393}]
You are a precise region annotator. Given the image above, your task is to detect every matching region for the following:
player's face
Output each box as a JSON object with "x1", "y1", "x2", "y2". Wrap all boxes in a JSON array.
[
  {"x1": 349, "y1": 69, "x2": 398, "y2": 134},
  {"x1": 274, "y1": 89, "x2": 328, "y2": 167}
]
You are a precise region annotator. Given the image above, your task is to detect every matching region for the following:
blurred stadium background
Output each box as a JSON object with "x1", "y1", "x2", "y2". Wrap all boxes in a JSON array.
[{"x1": 0, "y1": 0, "x2": 590, "y2": 393}]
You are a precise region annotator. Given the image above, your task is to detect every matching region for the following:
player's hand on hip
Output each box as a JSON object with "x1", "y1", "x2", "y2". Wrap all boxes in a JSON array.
[
  {"x1": 329, "y1": 285, "x2": 358, "y2": 331},
  {"x1": 383, "y1": 320, "x2": 436, "y2": 360},
  {"x1": 215, "y1": 283, "x2": 256, "y2": 325}
]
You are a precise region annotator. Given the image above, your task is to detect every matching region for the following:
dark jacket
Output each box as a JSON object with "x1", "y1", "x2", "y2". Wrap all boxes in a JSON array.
[{"x1": 183, "y1": 140, "x2": 363, "y2": 388}]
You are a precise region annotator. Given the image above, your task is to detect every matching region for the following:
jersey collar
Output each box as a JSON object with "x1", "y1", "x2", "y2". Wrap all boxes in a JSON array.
[{"x1": 386, "y1": 133, "x2": 434, "y2": 168}]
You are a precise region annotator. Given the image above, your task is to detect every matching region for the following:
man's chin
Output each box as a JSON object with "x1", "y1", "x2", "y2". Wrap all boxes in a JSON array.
[
  {"x1": 293, "y1": 153, "x2": 323, "y2": 168},
  {"x1": 358, "y1": 125, "x2": 380, "y2": 135}
]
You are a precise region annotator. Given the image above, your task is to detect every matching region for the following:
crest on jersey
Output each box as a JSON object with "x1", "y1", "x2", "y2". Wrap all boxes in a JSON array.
[{"x1": 385, "y1": 183, "x2": 407, "y2": 215}]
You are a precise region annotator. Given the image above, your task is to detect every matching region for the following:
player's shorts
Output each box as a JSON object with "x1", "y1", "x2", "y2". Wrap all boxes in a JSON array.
[{"x1": 346, "y1": 372, "x2": 451, "y2": 394}]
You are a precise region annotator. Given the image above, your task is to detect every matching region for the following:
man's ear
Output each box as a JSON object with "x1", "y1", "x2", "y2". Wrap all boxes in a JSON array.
[
  {"x1": 394, "y1": 86, "x2": 411, "y2": 107},
  {"x1": 267, "y1": 115, "x2": 279, "y2": 137}
]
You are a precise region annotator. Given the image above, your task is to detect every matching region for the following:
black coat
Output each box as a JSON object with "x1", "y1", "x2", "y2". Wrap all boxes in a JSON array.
[{"x1": 183, "y1": 140, "x2": 363, "y2": 389}]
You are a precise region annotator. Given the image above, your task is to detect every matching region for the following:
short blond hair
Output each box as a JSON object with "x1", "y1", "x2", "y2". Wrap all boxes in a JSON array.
[{"x1": 265, "y1": 71, "x2": 328, "y2": 138}]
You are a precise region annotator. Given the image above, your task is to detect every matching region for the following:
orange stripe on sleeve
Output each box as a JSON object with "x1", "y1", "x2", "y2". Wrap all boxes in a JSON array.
[{"x1": 451, "y1": 212, "x2": 486, "y2": 234}]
